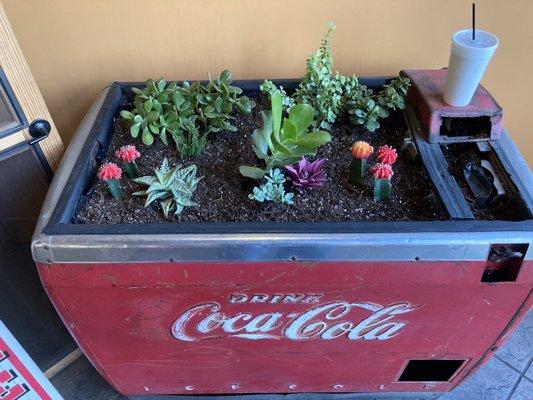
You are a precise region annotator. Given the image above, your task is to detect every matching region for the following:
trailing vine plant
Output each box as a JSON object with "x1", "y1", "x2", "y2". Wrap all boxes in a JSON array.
[{"x1": 260, "y1": 23, "x2": 410, "y2": 132}]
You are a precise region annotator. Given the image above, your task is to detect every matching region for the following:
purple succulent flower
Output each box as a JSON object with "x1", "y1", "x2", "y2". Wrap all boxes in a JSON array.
[{"x1": 285, "y1": 157, "x2": 327, "y2": 191}]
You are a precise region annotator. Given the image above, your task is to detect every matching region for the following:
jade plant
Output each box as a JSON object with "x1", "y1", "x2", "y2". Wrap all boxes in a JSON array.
[
  {"x1": 347, "y1": 98, "x2": 388, "y2": 132},
  {"x1": 370, "y1": 163, "x2": 394, "y2": 202},
  {"x1": 120, "y1": 70, "x2": 255, "y2": 157},
  {"x1": 239, "y1": 92, "x2": 331, "y2": 180},
  {"x1": 249, "y1": 168, "x2": 294, "y2": 205},
  {"x1": 133, "y1": 158, "x2": 202, "y2": 218},
  {"x1": 285, "y1": 157, "x2": 326, "y2": 191},
  {"x1": 261, "y1": 23, "x2": 410, "y2": 132},
  {"x1": 97, "y1": 162, "x2": 123, "y2": 200},
  {"x1": 115, "y1": 145, "x2": 141, "y2": 178},
  {"x1": 376, "y1": 77, "x2": 411, "y2": 113},
  {"x1": 294, "y1": 23, "x2": 346, "y2": 129},
  {"x1": 349, "y1": 141, "x2": 374, "y2": 186},
  {"x1": 347, "y1": 77, "x2": 411, "y2": 132}
]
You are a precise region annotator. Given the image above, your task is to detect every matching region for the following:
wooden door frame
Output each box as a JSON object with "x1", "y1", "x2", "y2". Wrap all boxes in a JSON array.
[{"x1": 0, "y1": 0, "x2": 63, "y2": 170}]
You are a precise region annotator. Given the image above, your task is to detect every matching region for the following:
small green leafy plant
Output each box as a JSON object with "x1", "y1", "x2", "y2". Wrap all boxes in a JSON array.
[
  {"x1": 120, "y1": 70, "x2": 255, "y2": 157},
  {"x1": 249, "y1": 168, "x2": 294, "y2": 205},
  {"x1": 239, "y1": 92, "x2": 331, "y2": 180},
  {"x1": 293, "y1": 23, "x2": 354, "y2": 130},
  {"x1": 262, "y1": 23, "x2": 410, "y2": 133},
  {"x1": 133, "y1": 158, "x2": 202, "y2": 218},
  {"x1": 376, "y1": 76, "x2": 411, "y2": 113},
  {"x1": 347, "y1": 76, "x2": 411, "y2": 132},
  {"x1": 259, "y1": 80, "x2": 294, "y2": 111},
  {"x1": 348, "y1": 98, "x2": 388, "y2": 132}
]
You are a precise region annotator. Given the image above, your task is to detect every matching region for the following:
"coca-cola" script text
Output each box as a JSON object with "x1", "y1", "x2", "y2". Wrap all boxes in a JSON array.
[{"x1": 171, "y1": 293, "x2": 419, "y2": 342}]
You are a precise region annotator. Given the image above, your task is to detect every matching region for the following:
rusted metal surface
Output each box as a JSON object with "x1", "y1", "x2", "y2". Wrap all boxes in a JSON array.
[
  {"x1": 37, "y1": 260, "x2": 532, "y2": 396},
  {"x1": 401, "y1": 69, "x2": 503, "y2": 143}
]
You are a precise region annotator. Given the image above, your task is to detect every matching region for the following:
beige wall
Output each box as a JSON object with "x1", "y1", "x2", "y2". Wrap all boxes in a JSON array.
[{"x1": 3, "y1": 0, "x2": 532, "y2": 165}]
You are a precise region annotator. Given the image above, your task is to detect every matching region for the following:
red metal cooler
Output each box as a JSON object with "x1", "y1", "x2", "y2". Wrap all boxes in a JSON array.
[{"x1": 32, "y1": 78, "x2": 533, "y2": 397}]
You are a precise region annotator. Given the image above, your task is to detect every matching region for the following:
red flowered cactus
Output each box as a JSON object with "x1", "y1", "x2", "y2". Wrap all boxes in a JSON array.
[
  {"x1": 370, "y1": 163, "x2": 393, "y2": 202},
  {"x1": 115, "y1": 145, "x2": 140, "y2": 178},
  {"x1": 115, "y1": 145, "x2": 141, "y2": 163},
  {"x1": 370, "y1": 163, "x2": 394, "y2": 180},
  {"x1": 97, "y1": 162, "x2": 123, "y2": 200},
  {"x1": 349, "y1": 141, "x2": 374, "y2": 186},
  {"x1": 350, "y1": 141, "x2": 374, "y2": 159},
  {"x1": 97, "y1": 162, "x2": 122, "y2": 181},
  {"x1": 376, "y1": 145, "x2": 398, "y2": 165}
]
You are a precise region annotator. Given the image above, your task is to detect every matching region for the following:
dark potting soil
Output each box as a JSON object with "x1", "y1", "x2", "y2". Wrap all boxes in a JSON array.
[
  {"x1": 76, "y1": 95, "x2": 447, "y2": 224},
  {"x1": 441, "y1": 142, "x2": 524, "y2": 221}
]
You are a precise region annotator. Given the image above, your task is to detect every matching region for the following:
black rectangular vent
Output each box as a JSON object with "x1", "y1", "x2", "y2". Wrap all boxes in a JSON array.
[{"x1": 398, "y1": 359, "x2": 466, "y2": 382}]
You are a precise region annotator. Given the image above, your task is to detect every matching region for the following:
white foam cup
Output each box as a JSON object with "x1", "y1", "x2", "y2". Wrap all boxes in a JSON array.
[{"x1": 443, "y1": 29, "x2": 499, "y2": 106}]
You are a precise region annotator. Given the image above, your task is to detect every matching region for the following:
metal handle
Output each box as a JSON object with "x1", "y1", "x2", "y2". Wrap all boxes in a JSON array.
[{"x1": 28, "y1": 119, "x2": 51, "y2": 144}]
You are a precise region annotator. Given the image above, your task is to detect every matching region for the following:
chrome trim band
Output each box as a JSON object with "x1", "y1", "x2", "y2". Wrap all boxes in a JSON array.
[{"x1": 32, "y1": 231, "x2": 533, "y2": 263}]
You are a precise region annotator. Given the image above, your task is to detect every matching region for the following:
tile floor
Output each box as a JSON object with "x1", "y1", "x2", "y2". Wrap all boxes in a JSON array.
[{"x1": 52, "y1": 311, "x2": 532, "y2": 400}]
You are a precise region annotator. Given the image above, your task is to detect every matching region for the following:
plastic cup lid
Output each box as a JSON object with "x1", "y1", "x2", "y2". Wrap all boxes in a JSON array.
[{"x1": 451, "y1": 29, "x2": 499, "y2": 59}]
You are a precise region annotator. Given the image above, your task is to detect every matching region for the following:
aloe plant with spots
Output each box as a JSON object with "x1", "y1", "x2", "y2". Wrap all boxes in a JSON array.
[{"x1": 133, "y1": 158, "x2": 202, "y2": 218}]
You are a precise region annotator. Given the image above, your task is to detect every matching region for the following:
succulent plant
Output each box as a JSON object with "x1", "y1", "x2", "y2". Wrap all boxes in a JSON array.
[
  {"x1": 260, "y1": 80, "x2": 294, "y2": 111},
  {"x1": 377, "y1": 77, "x2": 411, "y2": 113},
  {"x1": 263, "y1": 23, "x2": 410, "y2": 133},
  {"x1": 120, "y1": 70, "x2": 254, "y2": 157},
  {"x1": 133, "y1": 158, "x2": 202, "y2": 218},
  {"x1": 370, "y1": 163, "x2": 394, "y2": 202},
  {"x1": 248, "y1": 168, "x2": 294, "y2": 205},
  {"x1": 120, "y1": 78, "x2": 175, "y2": 146},
  {"x1": 348, "y1": 98, "x2": 388, "y2": 132},
  {"x1": 97, "y1": 162, "x2": 123, "y2": 200},
  {"x1": 115, "y1": 145, "x2": 141, "y2": 178},
  {"x1": 376, "y1": 145, "x2": 398, "y2": 165},
  {"x1": 349, "y1": 141, "x2": 374, "y2": 186},
  {"x1": 293, "y1": 22, "x2": 342, "y2": 130},
  {"x1": 239, "y1": 92, "x2": 331, "y2": 180},
  {"x1": 172, "y1": 119, "x2": 207, "y2": 157},
  {"x1": 285, "y1": 157, "x2": 326, "y2": 191},
  {"x1": 189, "y1": 70, "x2": 255, "y2": 134}
]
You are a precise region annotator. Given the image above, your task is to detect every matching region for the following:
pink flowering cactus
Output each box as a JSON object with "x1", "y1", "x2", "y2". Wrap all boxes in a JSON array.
[
  {"x1": 97, "y1": 162, "x2": 123, "y2": 200},
  {"x1": 97, "y1": 162, "x2": 122, "y2": 181},
  {"x1": 376, "y1": 145, "x2": 398, "y2": 165},
  {"x1": 115, "y1": 145, "x2": 141, "y2": 178},
  {"x1": 370, "y1": 163, "x2": 393, "y2": 202},
  {"x1": 115, "y1": 145, "x2": 141, "y2": 163},
  {"x1": 370, "y1": 163, "x2": 394, "y2": 180}
]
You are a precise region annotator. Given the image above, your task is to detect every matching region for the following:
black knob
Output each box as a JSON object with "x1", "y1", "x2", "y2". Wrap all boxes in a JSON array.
[{"x1": 29, "y1": 119, "x2": 51, "y2": 140}]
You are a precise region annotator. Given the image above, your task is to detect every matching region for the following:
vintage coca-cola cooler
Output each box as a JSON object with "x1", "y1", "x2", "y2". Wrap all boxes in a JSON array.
[{"x1": 32, "y1": 75, "x2": 533, "y2": 397}]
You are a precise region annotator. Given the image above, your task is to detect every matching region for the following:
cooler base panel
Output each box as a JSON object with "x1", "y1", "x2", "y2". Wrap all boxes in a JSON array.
[{"x1": 36, "y1": 260, "x2": 532, "y2": 396}]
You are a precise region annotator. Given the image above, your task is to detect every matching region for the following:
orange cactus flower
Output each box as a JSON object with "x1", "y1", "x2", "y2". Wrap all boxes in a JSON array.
[{"x1": 350, "y1": 141, "x2": 374, "y2": 159}]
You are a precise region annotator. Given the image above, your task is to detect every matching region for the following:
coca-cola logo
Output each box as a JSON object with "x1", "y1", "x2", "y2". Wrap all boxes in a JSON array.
[{"x1": 171, "y1": 293, "x2": 420, "y2": 342}]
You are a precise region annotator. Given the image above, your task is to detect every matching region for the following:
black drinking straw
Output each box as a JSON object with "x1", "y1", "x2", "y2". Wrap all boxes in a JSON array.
[{"x1": 472, "y1": 3, "x2": 476, "y2": 40}]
